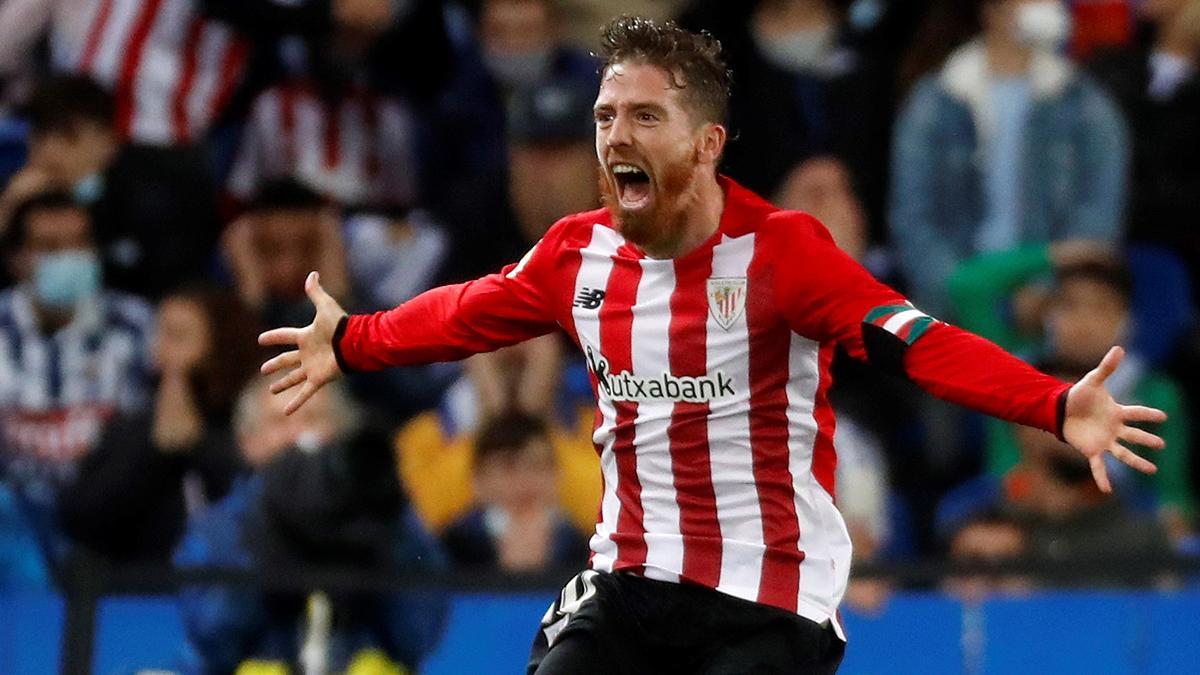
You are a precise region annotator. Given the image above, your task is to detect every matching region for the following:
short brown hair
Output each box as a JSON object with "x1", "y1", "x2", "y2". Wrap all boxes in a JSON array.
[{"x1": 597, "y1": 15, "x2": 732, "y2": 125}]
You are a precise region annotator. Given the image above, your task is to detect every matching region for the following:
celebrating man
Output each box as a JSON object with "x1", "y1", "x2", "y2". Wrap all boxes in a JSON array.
[{"x1": 259, "y1": 16, "x2": 1164, "y2": 674}]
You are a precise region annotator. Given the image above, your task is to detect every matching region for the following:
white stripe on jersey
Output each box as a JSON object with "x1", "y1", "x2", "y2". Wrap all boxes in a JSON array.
[
  {"x1": 128, "y1": 0, "x2": 189, "y2": 143},
  {"x1": 631, "y1": 258, "x2": 682, "y2": 584},
  {"x1": 882, "y1": 308, "x2": 926, "y2": 334},
  {"x1": 705, "y1": 233, "x2": 764, "y2": 598},
  {"x1": 574, "y1": 224, "x2": 622, "y2": 571},
  {"x1": 785, "y1": 334, "x2": 851, "y2": 638},
  {"x1": 183, "y1": 24, "x2": 232, "y2": 139},
  {"x1": 89, "y1": 0, "x2": 140, "y2": 84}
]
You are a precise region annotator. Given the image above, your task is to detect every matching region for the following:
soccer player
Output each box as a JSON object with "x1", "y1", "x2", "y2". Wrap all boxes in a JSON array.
[{"x1": 258, "y1": 16, "x2": 1166, "y2": 674}]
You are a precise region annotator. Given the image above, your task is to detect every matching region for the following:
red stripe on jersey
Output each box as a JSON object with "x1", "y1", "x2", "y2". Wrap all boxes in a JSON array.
[
  {"x1": 279, "y1": 86, "x2": 298, "y2": 168},
  {"x1": 561, "y1": 225, "x2": 601, "y2": 566},
  {"x1": 170, "y1": 18, "x2": 205, "y2": 144},
  {"x1": 811, "y1": 344, "x2": 838, "y2": 498},
  {"x1": 747, "y1": 263, "x2": 803, "y2": 611},
  {"x1": 207, "y1": 38, "x2": 250, "y2": 127},
  {"x1": 323, "y1": 100, "x2": 341, "y2": 170},
  {"x1": 603, "y1": 246, "x2": 647, "y2": 574},
  {"x1": 79, "y1": 0, "x2": 115, "y2": 70},
  {"x1": 669, "y1": 252, "x2": 722, "y2": 587},
  {"x1": 362, "y1": 93, "x2": 381, "y2": 179},
  {"x1": 113, "y1": 0, "x2": 164, "y2": 139},
  {"x1": 557, "y1": 224, "x2": 595, "y2": 346}
]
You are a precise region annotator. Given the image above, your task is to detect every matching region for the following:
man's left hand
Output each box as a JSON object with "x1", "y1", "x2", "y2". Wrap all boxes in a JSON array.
[{"x1": 1062, "y1": 346, "x2": 1166, "y2": 493}]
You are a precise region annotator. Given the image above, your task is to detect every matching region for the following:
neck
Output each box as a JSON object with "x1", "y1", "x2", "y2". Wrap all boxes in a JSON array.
[
  {"x1": 640, "y1": 173, "x2": 724, "y2": 259},
  {"x1": 34, "y1": 303, "x2": 73, "y2": 335},
  {"x1": 985, "y1": 33, "x2": 1032, "y2": 76}
]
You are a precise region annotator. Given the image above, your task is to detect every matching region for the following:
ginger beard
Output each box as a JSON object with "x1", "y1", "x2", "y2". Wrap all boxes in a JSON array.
[{"x1": 599, "y1": 142, "x2": 702, "y2": 253}]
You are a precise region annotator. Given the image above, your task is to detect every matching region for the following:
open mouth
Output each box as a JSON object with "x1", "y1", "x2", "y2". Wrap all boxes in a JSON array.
[{"x1": 611, "y1": 163, "x2": 652, "y2": 209}]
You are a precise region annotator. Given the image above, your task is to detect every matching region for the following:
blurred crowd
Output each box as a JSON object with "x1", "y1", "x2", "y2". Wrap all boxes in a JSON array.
[{"x1": 0, "y1": 0, "x2": 1197, "y2": 671}]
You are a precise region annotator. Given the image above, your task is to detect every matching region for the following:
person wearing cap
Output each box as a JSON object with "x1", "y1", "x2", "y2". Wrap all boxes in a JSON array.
[{"x1": 507, "y1": 77, "x2": 603, "y2": 245}]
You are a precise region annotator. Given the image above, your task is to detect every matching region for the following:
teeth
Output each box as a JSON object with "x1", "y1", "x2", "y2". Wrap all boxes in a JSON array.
[{"x1": 612, "y1": 164, "x2": 645, "y2": 175}]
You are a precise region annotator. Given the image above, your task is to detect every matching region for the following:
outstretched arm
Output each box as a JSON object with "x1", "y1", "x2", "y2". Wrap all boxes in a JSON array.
[
  {"x1": 259, "y1": 224, "x2": 566, "y2": 414},
  {"x1": 774, "y1": 213, "x2": 1163, "y2": 492}
]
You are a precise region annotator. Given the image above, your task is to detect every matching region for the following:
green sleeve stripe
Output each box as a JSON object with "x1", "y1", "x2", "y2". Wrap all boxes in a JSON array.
[
  {"x1": 863, "y1": 304, "x2": 912, "y2": 325},
  {"x1": 904, "y1": 316, "x2": 936, "y2": 345}
]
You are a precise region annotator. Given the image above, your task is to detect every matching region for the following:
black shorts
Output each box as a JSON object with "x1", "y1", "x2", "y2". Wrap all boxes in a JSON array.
[{"x1": 528, "y1": 570, "x2": 845, "y2": 675}]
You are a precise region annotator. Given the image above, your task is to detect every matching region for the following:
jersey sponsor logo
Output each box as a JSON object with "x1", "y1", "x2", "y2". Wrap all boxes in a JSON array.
[
  {"x1": 585, "y1": 346, "x2": 736, "y2": 402},
  {"x1": 707, "y1": 277, "x2": 747, "y2": 330},
  {"x1": 573, "y1": 287, "x2": 607, "y2": 310}
]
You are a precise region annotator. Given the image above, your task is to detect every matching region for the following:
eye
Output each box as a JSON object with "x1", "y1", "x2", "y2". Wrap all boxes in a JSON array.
[
  {"x1": 637, "y1": 111, "x2": 658, "y2": 123},
  {"x1": 594, "y1": 110, "x2": 613, "y2": 126}
]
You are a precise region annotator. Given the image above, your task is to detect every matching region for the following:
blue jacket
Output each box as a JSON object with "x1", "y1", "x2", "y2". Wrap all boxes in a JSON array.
[
  {"x1": 890, "y1": 42, "x2": 1129, "y2": 317},
  {"x1": 175, "y1": 474, "x2": 449, "y2": 674}
]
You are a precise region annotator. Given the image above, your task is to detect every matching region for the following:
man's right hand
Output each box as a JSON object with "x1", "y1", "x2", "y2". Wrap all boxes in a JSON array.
[{"x1": 258, "y1": 271, "x2": 347, "y2": 415}]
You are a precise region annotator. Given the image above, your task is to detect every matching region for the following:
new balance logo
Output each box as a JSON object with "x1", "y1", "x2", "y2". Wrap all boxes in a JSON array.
[{"x1": 573, "y1": 288, "x2": 606, "y2": 310}]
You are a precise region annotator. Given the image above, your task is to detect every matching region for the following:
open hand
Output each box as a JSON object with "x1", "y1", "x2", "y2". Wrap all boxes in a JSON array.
[
  {"x1": 258, "y1": 272, "x2": 347, "y2": 415},
  {"x1": 1062, "y1": 346, "x2": 1167, "y2": 493}
]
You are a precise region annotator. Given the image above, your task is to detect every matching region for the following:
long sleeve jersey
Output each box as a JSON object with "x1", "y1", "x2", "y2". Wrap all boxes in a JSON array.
[{"x1": 336, "y1": 177, "x2": 1070, "y2": 635}]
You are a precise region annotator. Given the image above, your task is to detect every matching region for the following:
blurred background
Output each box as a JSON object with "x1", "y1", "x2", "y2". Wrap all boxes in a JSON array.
[{"x1": 0, "y1": 0, "x2": 1198, "y2": 673}]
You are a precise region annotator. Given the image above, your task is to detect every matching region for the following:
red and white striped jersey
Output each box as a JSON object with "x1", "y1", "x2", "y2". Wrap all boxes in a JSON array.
[
  {"x1": 27, "y1": 0, "x2": 250, "y2": 144},
  {"x1": 337, "y1": 177, "x2": 1070, "y2": 634},
  {"x1": 227, "y1": 81, "x2": 420, "y2": 208}
]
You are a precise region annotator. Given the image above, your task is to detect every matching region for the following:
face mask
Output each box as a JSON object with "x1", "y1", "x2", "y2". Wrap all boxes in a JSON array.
[
  {"x1": 1014, "y1": 1, "x2": 1073, "y2": 51},
  {"x1": 754, "y1": 25, "x2": 836, "y2": 74},
  {"x1": 485, "y1": 49, "x2": 553, "y2": 88},
  {"x1": 33, "y1": 250, "x2": 101, "y2": 310},
  {"x1": 73, "y1": 172, "x2": 105, "y2": 205}
]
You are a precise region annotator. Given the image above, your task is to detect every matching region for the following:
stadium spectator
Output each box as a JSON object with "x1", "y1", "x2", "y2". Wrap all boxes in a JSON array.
[
  {"x1": 396, "y1": 335, "x2": 601, "y2": 536},
  {"x1": 226, "y1": 80, "x2": 423, "y2": 212},
  {"x1": 176, "y1": 378, "x2": 447, "y2": 674},
  {"x1": 0, "y1": 191, "x2": 154, "y2": 563},
  {"x1": 56, "y1": 287, "x2": 259, "y2": 563},
  {"x1": 343, "y1": 208, "x2": 449, "y2": 312},
  {"x1": 441, "y1": 412, "x2": 590, "y2": 571},
  {"x1": 948, "y1": 244, "x2": 1194, "y2": 539},
  {"x1": 507, "y1": 77, "x2": 601, "y2": 244},
  {"x1": 1091, "y1": 0, "x2": 1200, "y2": 285},
  {"x1": 221, "y1": 179, "x2": 351, "y2": 329},
  {"x1": 476, "y1": 0, "x2": 599, "y2": 96},
  {"x1": 557, "y1": 0, "x2": 689, "y2": 48},
  {"x1": 225, "y1": 0, "x2": 440, "y2": 213},
  {"x1": 0, "y1": 76, "x2": 222, "y2": 299},
  {"x1": 774, "y1": 156, "x2": 870, "y2": 267},
  {"x1": 890, "y1": 0, "x2": 1129, "y2": 318},
  {"x1": 679, "y1": 0, "x2": 895, "y2": 227},
  {"x1": 942, "y1": 510, "x2": 1031, "y2": 603},
  {"x1": 1006, "y1": 388, "x2": 1173, "y2": 564},
  {"x1": 0, "y1": 0, "x2": 407, "y2": 146}
]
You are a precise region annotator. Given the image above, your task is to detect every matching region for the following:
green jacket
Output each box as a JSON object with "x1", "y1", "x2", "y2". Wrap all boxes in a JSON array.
[{"x1": 948, "y1": 244, "x2": 1194, "y2": 518}]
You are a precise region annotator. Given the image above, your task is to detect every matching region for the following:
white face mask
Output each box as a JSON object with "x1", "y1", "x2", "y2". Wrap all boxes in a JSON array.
[
  {"x1": 1013, "y1": 0, "x2": 1073, "y2": 51},
  {"x1": 754, "y1": 24, "x2": 836, "y2": 74}
]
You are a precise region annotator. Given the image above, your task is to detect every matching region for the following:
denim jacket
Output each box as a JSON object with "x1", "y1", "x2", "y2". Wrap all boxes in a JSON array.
[{"x1": 889, "y1": 42, "x2": 1129, "y2": 317}]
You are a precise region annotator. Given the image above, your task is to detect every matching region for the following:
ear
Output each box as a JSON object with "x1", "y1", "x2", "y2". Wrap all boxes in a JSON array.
[{"x1": 696, "y1": 123, "x2": 727, "y2": 167}]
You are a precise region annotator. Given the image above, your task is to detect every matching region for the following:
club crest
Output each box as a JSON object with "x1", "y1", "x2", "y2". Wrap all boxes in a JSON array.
[{"x1": 707, "y1": 277, "x2": 747, "y2": 330}]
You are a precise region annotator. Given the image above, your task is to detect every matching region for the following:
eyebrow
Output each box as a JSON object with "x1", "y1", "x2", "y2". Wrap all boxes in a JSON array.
[{"x1": 593, "y1": 101, "x2": 670, "y2": 114}]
